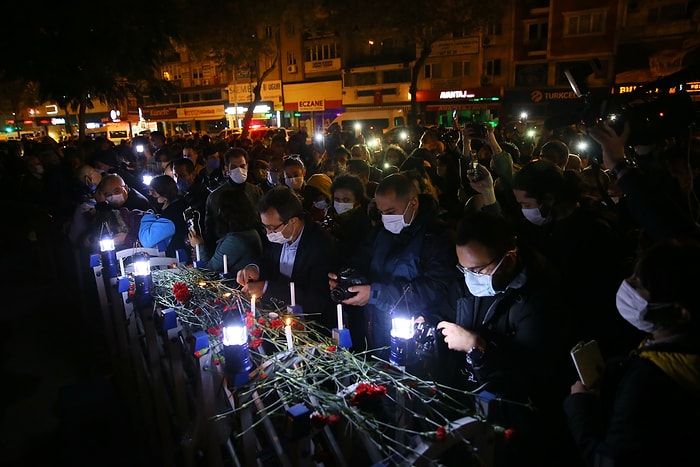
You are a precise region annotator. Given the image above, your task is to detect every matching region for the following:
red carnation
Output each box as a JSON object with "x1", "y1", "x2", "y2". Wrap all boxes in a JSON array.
[
  {"x1": 251, "y1": 328, "x2": 263, "y2": 338},
  {"x1": 270, "y1": 319, "x2": 283, "y2": 329},
  {"x1": 249, "y1": 338, "x2": 263, "y2": 349},
  {"x1": 327, "y1": 345, "x2": 337, "y2": 352},
  {"x1": 173, "y1": 282, "x2": 191, "y2": 303},
  {"x1": 436, "y1": 426, "x2": 447, "y2": 441},
  {"x1": 194, "y1": 308, "x2": 203, "y2": 315},
  {"x1": 257, "y1": 317, "x2": 266, "y2": 325},
  {"x1": 328, "y1": 414, "x2": 341, "y2": 425},
  {"x1": 349, "y1": 382, "x2": 387, "y2": 408},
  {"x1": 206, "y1": 326, "x2": 221, "y2": 337},
  {"x1": 309, "y1": 413, "x2": 328, "y2": 429}
]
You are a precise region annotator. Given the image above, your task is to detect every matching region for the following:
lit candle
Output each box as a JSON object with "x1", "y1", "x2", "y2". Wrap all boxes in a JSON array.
[
  {"x1": 119, "y1": 257, "x2": 125, "y2": 277},
  {"x1": 289, "y1": 281, "x2": 296, "y2": 306},
  {"x1": 285, "y1": 318, "x2": 293, "y2": 351},
  {"x1": 195, "y1": 244, "x2": 201, "y2": 261},
  {"x1": 251, "y1": 294, "x2": 256, "y2": 316},
  {"x1": 337, "y1": 303, "x2": 343, "y2": 330},
  {"x1": 222, "y1": 254, "x2": 228, "y2": 274}
]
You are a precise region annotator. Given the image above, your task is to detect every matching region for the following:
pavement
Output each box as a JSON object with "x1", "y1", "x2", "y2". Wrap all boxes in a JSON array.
[{"x1": 0, "y1": 207, "x2": 150, "y2": 467}]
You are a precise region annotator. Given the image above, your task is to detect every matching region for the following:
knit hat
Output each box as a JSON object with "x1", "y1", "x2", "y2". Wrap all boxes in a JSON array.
[{"x1": 305, "y1": 173, "x2": 332, "y2": 201}]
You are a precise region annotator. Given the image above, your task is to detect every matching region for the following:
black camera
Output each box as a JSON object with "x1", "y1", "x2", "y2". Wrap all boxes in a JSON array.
[
  {"x1": 183, "y1": 207, "x2": 202, "y2": 236},
  {"x1": 548, "y1": 59, "x2": 698, "y2": 152},
  {"x1": 330, "y1": 267, "x2": 368, "y2": 303},
  {"x1": 465, "y1": 122, "x2": 490, "y2": 139}
]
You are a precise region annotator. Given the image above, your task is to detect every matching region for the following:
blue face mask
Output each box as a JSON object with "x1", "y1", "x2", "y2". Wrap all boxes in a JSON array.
[
  {"x1": 463, "y1": 254, "x2": 507, "y2": 297},
  {"x1": 206, "y1": 158, "x2": 220, "y2": 171},
  {"x1": 176, "y1": 178, "x2": 190, "y2": 193}
]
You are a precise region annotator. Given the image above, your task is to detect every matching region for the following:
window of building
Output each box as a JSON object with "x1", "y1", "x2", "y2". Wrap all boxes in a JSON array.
[
  {"x1": 286, "y1": 51, "x2": 297, "y2": 66},
  {"x1": 161, "y1": 64, "x2": 182, "y2": 81},
  {"x1": 484, "y1": 59, "x2": 501, "y2": 76},
  {"x1": 192, "y1": 67, "x2": 203, "y2": 80},
  {"x1": 487, "y1": 22, "x2": 503, "y2": 36},
  {"x1": 305, "y1": 42, "x2": 339, "y2": 62},
  {"x1": 453, "y1": 61, "x2": 472, "y2": 77},
  {"x1": 564, "y1": 9, "x2": 607, "y2": 36},
  {"x1": 515, "y1": 63, "x2": 548, "y2": 86},
  {"x1": 344, "y1": 71, "x2": 378, "y2": 87},
  {"x1": 526, "y1": 20, "x2": 548, "y2": 42},
  {"x1": 424, "y1": 64, "x2": 432, "y2": 79},
  {"x1": 648, "y1": 2, "x2": 693, "y2": 23},
  {"x1": 286, "y1": 21, "x2": 296, "y2": 36},
  {"x1": 265, "y1": 25, "x2": 274, "y2": 38},
  {"x1": 383, "y1": 68, "x2": 411, "y2": 84}
]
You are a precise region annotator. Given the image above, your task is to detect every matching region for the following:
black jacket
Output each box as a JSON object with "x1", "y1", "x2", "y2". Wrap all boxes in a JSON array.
[{"x1": 254, "y1": 218, "x2": 338, "y2": 330}]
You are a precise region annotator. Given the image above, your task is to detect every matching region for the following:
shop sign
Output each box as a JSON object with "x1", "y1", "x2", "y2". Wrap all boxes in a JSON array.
[
  {"x1": 298, "y1": 100, "x2": 325, "y2": 112},
  {"x1": 430, "y1": 37, "x2": 480, "y2": 57},
  {"x1": 177, "y1": 105, "x2": 224, "y2": 119}
]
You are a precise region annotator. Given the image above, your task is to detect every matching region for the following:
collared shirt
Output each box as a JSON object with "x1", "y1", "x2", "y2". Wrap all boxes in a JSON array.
[{"x1": 279, "y1": 224, "x2": 305, "y2": 278}]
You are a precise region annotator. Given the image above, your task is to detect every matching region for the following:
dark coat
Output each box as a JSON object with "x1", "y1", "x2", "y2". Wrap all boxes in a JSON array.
[
  {"x1": 364, "y1": 194, "x2": 460, "y2": 353},
  {"x1": 563, "y1": 338, "x2": 700, "y2": 467},
  {"x1": 254, "y1": 218, "x2": 338, "y2": 330}
]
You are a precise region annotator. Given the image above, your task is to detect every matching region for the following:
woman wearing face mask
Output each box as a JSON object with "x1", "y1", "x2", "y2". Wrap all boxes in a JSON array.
[
  {"x1": 511, "y1": 158, "x2": 635, "y2": 357},
  {"x1": 437, "y1": 210, "x2": 578, "y2": 467},
  {"x1": 301, "y1": 173, "x2": 333, "y2": 223},
  {"x1": 564, "y1": 237, "x2": 700, "y2": 467},
  {"x1": 282, "y1": 155, "x2": 306, "y2": 197},
  {"x1": 148, "y1": 174, "x2": 191, "y2": 260}
]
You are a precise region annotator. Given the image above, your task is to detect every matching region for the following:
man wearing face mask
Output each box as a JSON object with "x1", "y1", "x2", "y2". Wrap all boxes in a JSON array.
[
  {"x1": 91, "y1": 174, "x2": 152, "y2": 249},
  {"x1": 204, "y1": 147, "x2": 263, "y2": 251},
  {"x1": 236, "y1": 186, "x2": 337, "y2": 331},
  {"x1": 172, "y1": 157, "x2": 209, "y2": 215},
  {"x1": 437, "y1": 210, "x2": 576, "y2": 466},
  {"x1": 330, "y1": 173, "x2": 460, "y2": 358}
]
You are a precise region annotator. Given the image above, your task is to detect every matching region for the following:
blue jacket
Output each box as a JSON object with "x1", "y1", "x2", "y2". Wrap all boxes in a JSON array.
[{"x1": 365, "y1": 195, "x2": 460, "y2": 352}]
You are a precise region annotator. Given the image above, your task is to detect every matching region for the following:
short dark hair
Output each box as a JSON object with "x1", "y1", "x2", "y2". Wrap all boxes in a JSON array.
[
  {"x1": 215, "y1": 189, "x2": 260, "y2": 236},
  {"x1": 375, "y1": 173, "x2": 417, "y2": 201},
  {"x1": 283, "y1": 155, "x2": 305, "y2": 171},
  {"x1": 223, "y1": 147, "x2": 249, "y2": 165},
  {"x1": 512, "y1": 159, "x2": 581, "y2": 204},
  {"x1": 456, "y1": 211, "x2": 517, "y2": 259},
  {"x1": 172, "y1": 157, "x2": 195, "y2": 175},
  {"x1": 257, "y1": 185, "x2": 304, "y2": 221},
  {"x1": 331, "y1": 174, "x2": 368, "y2": 205},
  {"x1": 150, "y1": 174, "x2": 179, "y2": 200},
  {"x1": 347, "y1": 159, "x2": 370, "y2": 178}
]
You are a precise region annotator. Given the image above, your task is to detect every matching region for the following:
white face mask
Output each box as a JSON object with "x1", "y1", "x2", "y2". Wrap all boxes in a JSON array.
[
  {"x1": 106, "y1": 193, "x2": 125, "y2": 206},
  {"x1": 521, "y1": 207, "x2": 549, "y2": 226},
  {"x1": 285, "y1": 176, "x2": 304, "y2": 191},
  {"x1": 381, "y1": 202, "x2": 414, "y2": 234},
  {"x1": 334, "y1": 201, "x2": 355, "y2": 215},
  {"x1": 266, "y1": 223, "x2": 294, "y2": 244},
  {"x1": 313, "y1": 200, "x2": 329, "y2": 210},
  {"x1": 229, "y1": 167, "x2": 248, "y2": 184},
  {"x1": 615, "y1": 280, "x2": 655, "y2": 332},
  {"x1": 463, "y1": 254, "x2": 506, "y2": 297}
]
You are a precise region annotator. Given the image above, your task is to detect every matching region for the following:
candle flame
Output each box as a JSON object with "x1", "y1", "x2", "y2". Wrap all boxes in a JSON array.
[
  {"x1": 286, "y1": 317, "x2": 291, "y2": 326},
  {"x1": 223, "y1": 292, "x2": 231, "y2": 298}
]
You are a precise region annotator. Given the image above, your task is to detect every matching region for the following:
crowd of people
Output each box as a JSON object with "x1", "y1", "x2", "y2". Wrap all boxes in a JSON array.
[{"x1": 2, "y1": 117, "x2": 699, "y2": 466}]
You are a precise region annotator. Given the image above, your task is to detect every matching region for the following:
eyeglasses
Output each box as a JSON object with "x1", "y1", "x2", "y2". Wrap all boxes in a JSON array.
[
  {"x1": 456, "y1": 249, "x2": 516, "y2": 276},
  {"x1": 456, "y1": 258, "x2": 498, "y2": 276},
  {"x1": 263, "y1": 221, "x2": 287, "y2": 233}
]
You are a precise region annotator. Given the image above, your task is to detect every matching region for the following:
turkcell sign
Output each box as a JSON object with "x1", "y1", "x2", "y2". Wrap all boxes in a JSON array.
[{"x1": 298, "y1": 100, "x2": 325, "y2": 112}]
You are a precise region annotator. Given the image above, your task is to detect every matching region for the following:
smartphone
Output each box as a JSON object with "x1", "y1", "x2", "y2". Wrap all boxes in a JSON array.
[{"x1": 570, "y1": 340, "x2": 605, "y2": 388}]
